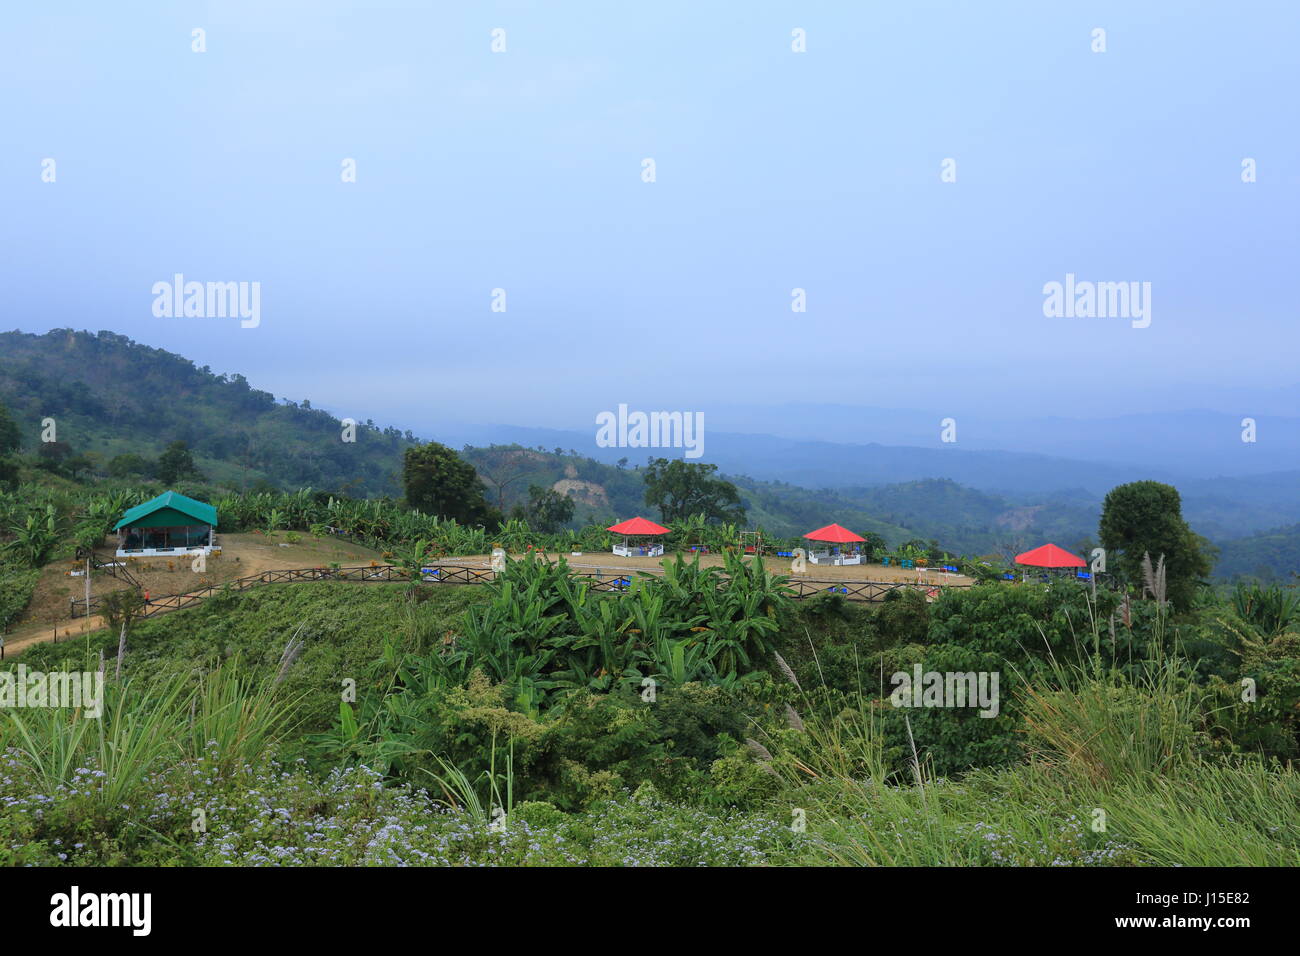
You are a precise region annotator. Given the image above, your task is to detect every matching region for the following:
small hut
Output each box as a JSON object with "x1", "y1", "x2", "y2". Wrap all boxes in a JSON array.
[
  {"x1": 803, "y1": 523, "x2": 866, "y2": 566},
  {"x1": 607, "y1": 516, "x2": 670, "y2": 558},
  {"x1": 113, "y1": 491, "x2": 218, "y2": 557}
]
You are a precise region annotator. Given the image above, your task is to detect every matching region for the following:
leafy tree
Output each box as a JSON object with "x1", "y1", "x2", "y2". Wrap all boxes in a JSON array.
[
  {"x1": 100, "y1": 588, "x2": 145, "y2": 638},
  {"x1": 402, "y1": 442, "x2": 499, "y2": 526},
  {"x1": 157, "y1": 440, "x2": 204, "y2": 484},
  {"x1": 643, "y1": 458, "x2": 745, "y2": 524},
  {"x1": 1099, "y1": 480, "x2": 1212, "y2": 610},
  {"x1": 525, "y1": 484, "x2": 575, "y2": 533},
  {"x1": 108, "y1": 452, "x2": 153, "y2": 478},
  {"x1": 860, "y1": 531, "x2": 888, "y2": 560},
  {"x1": 35, "y1": 440, "x2": 72, "y2": 467},
  {"x1": 0, "y1": 402, "x2": 21, "y2": 489},
  {"x1": 0, "y1": 401, "x2": 20, "y2": 455}
]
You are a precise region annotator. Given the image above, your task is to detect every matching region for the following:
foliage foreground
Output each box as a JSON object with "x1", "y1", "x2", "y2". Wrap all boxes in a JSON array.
[{"x1": 2, "y1": 556, "x2": 1298, "y2": 867}]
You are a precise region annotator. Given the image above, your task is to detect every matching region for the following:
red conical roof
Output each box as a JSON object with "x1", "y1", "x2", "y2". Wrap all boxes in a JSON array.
[
  {"x1": 607, "y1": 516, "x2": 671, "y2": 536},
  {"x1": 1014, "y1": 543, "x2": 1086, "y2": 568},
  {"x1": 803, "y1": 523, "x2": 866, "y2": 544}
]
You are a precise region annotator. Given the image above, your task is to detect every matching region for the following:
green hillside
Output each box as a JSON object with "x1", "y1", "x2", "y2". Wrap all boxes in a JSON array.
[
  {"x1": 0, "y1": 329, "x2": 413, "y2": 495},
  {"x1": 1215, "y1": 524, "x2": 1300, "y2": 583}
]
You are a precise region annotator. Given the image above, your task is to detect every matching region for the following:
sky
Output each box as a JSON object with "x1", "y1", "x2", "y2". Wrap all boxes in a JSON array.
[{"x1": 1, "y1": 0, "x2": 1297, "y2": 444}]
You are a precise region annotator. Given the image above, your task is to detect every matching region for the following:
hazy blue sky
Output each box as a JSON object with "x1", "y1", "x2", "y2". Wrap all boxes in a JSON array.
[{"x1": 2, "y1": 0, "x2": 1296, "y2": 441}]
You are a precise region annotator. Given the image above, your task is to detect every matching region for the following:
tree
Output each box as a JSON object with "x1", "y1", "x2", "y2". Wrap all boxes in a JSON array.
[
  {"x1": 108, "y1": 452, "x2": 152, "y2": 479},
  {"x1": 36, "y1": 441, "x2": 72, "y2": 467},
  {"x1": 1099, "y1": 480, "x2": 1212, "y2": 610},
  {"x1": 525, "y1": 484, "x2": 575, "y2": 533},
  {"x1": 100, "y1": 587, "x2": 145, "y2": 637},
  {"x1": 157, "y1": 440, "x2": 203, "y2": 484},
  {"x1": 475, "y1": 445, "x2": 531, "y2": 510},
  {"x1": 0, "y1": 401, "x2": 20, "y2": 455},
  {"x1": 643, "y1": 458, "x2": 745, "y2": 524},
  {"x1": 861, "y1": 531, "x2": 888, "y2": 560},
  {"x1": 403, "y1": 442, "x2": 499, "y2": 526}
]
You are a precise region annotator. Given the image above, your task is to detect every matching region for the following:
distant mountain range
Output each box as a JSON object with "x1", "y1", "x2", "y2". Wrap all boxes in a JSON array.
[{"x1": 433, "y1": 421, "x2": 1300, "y2": 542}]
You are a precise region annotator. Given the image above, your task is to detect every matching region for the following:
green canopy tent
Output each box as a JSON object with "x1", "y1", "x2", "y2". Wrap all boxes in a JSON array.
[{"x1": 113, "y1": 490, "x2": 218, "y2": 556}]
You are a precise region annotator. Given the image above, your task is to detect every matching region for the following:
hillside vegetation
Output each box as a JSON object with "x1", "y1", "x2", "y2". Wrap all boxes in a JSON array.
[
  {"x1": 5, "y1": 558, "x2": 1299, "y2": 866},
  {"x1": 0, "y1": 329, "x2": 413, "y2": 495}
]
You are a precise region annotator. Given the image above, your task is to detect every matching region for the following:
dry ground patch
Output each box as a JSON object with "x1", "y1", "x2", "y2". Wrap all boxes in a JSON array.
[
  {"x1": 433, "y1": 549, "x2": 974, "y2": 585},
  {"x1": 5, "y1": 532, "x2": 382, "y2": 655}
]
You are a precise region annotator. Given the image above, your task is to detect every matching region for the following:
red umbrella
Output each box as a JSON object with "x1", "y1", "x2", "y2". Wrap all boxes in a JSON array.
[
  {"x1": 607, "y1": 517, "x2": 671, "y2": 536},
  {"x1": 804, "y1": 523, "x2": 866, "y2": 544},
  {"x1": 1014, "y1": 543, "x2": 1085, "y2": 568}
]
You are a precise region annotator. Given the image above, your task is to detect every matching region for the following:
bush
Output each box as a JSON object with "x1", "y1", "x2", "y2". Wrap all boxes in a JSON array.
[{"x1": 0, "y1": 561, "x2": 39, "y2": 632}]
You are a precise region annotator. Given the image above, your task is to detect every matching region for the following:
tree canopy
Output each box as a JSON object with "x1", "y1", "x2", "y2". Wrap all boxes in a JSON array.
[
  {"x1": 1099, "y1": 480, "x2": 1213, "y2": 609},
  {"x1": 402, "y1": 442, "x2": 499, "y2": 526},
  {"x1": 157, "y1": 440, "x2": 204, "y2": 485},
  {"x1": 643, "y1": 458, "x2": 745, "y2": 524},
  {"x1": 0, "y1": 401, "x2": 20, "y2": 455},
  {"x1": 522, "y1": 484, "x2": 576, "y2": 533}
]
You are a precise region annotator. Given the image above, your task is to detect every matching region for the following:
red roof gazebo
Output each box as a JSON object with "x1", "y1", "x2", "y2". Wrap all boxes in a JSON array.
[
  {"x1": 1014, "y1": 543, "x2": 1085, "y2": 568},
  {"x1": 1014, "y1": 543, "x2": 1086, "y2": 580},
  {"x1": 803, "y1": 523, "x2": 867, "y2": 566},
  {"x1": 607, "y1": 517, "x2": 670, "y2": 558}
]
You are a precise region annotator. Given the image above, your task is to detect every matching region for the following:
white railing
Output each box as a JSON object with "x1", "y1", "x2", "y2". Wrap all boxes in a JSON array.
[
  {"x1": 116, "y1": 545, "x2": 215, "y2": 558},
  {"x1": 613, "y1": 543, "x2": 664, "y2": 558},
  {"x1": 807, "y1": 549, "x2": 864, "y2": 566}
]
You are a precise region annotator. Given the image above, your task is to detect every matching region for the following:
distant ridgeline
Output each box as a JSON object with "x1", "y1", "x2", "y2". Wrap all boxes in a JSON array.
[{"x1": 0, "y1": 329, "x2": 413, "y2": 496}]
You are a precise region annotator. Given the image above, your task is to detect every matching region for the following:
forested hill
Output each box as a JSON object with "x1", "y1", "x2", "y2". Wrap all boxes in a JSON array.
[
  {"x1": 1214, "y1": 524, "x2": 1300, "y2": 583},
  {"x1": 0, "y1": 329, "x2": 414, "y2": 495}
]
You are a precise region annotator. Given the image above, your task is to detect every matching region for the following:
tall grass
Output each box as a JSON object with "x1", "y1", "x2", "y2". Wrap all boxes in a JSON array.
[
  {"x1": 184, "y1": 660, "x2": 306, "y2": 773},
  {"x1": 760, "y1": 587, "x2": 1299, "y2": 866},
  {"x1": 2, "y1": 674, "x2": 191, "y2": 807},
  {"x1": 1019, "y1": 657, "x2": 1207, "y2": 784},
  {"x1": 0, "y1": 660, "x2": 301, "y2": 808}
]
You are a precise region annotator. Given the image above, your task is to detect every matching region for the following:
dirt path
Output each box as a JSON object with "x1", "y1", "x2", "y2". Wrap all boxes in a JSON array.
[{"x1": 3, "y1": 614, "x2": 108, "y2": 657}]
